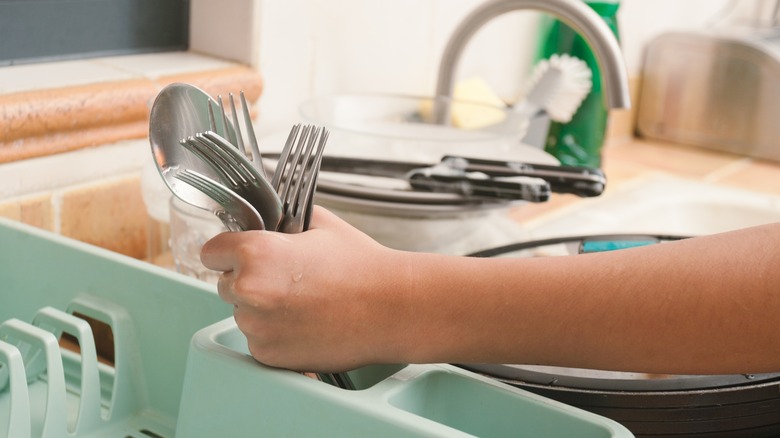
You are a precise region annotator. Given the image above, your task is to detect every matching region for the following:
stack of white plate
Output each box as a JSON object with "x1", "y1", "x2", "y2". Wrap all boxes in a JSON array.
[{"x1": 260, "y1": 94, "x2": 556, "y2": 253}]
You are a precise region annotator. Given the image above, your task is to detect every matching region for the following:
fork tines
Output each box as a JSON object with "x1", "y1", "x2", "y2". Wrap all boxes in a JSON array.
[
  {"x1": 273, "y1": 124, "x2": 329, "y2": 233},
  {"x1": 209, "y1": 92, "x2": 267, "y2": 179}
]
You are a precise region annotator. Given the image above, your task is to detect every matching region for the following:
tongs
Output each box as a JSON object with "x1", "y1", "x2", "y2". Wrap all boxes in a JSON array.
[
  {"x1": 405, "y1": 162, "x2": 551, "y2": 203},
  {"x1": 300, "y1": 154, "x2": 606, "y2": 200},
  {"x1": 440, "y1": 156, "x2": 606, "y2": 197}
]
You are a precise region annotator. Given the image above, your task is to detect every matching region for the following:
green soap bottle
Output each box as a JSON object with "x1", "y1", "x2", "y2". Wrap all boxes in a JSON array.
[{"x1": 537, "y1": 0, "x2": 620, "y2": 168}]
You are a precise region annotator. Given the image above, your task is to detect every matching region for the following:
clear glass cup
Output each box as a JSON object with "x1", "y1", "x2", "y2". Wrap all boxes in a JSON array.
[
  {"x1": 147, "y1": 214, "x2": 173, "y2": 268},
  {"x1": 169, "y1": 197, "x2": 225, "y2": 283}
]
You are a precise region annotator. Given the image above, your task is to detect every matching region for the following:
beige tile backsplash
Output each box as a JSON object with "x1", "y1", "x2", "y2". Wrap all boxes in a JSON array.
[
  {"x1": 0, "y1": 54, "x2": 263, "y2": 261},
  {"x1": 0, "y1": 193, "x2": 53, "y2": 230},
  {"x1": 20, "y1": 193, "x2": 54, "y2": 231},
  {"x1": 59, "y1": 176, "x2": 148, "y2": 259},
  {"x1": 0, "y1": 176, "x2": 146, "y2": 259},
  {"x1": 0, "y1": 201, "x2": 20, "y2": 222}
]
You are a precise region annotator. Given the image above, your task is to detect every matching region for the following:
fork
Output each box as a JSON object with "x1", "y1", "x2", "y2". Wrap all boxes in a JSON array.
[
  {"x1": 269, "y1": 126, "x2": 353, "y2": 388},
  {"x1": 180, "y1": 132, "x2": 283, "y2": 230},
  {"x1": 209, "y1": 93, "x2": 268, "y2": 179},
  {"x1": 277, "y1": 127, "x2": 353, "y2": 390},
  {"x1": 273, "y1": 124, "x2": 329, "y2": 234},
  {"x1": 174, "y1": 169, "x2": 265, "y2": 232},
  {"x1": 185, "y1": 121, "x2": 347, "y2": 387}
]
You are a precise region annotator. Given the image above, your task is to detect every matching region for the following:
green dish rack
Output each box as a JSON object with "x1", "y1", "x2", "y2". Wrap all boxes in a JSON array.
[{"x1": 0, "y1": 217, "x2": 633, "y2": 437}]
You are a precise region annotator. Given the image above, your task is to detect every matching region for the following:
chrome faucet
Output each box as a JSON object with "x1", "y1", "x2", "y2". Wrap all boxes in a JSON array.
[{"x1": 434, "y1": 0, "x2": 631, "y2": 122}]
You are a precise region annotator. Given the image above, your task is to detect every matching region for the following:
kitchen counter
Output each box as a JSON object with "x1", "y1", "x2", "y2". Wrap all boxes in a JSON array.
[{"x1": 508, "y1": 135, "x2": 780, "y2": 226}]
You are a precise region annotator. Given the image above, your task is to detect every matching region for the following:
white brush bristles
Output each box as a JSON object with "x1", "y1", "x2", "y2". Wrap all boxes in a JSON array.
[{"x1": 521, "y1": 54, "x2": 593, "y2": 123}]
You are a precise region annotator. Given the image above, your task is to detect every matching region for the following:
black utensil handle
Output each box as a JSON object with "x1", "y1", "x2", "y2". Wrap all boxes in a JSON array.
[
  {"x1": 408, "y1": 173, "x2": 551, "y2": 202},
  {"x1": 548, "y1": 180, "x2": 605, "y2": 197},
  {"x1": 441, "y1": 155, "x2": 597, "y2": 175},
  {"x1": 441, "y1": 155, "x2": 606, "y2": 197}
]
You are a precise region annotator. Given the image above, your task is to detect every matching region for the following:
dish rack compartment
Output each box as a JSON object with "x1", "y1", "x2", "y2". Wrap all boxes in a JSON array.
[
  {"x1": 0, "y1": 301, "x2": 171, "y2": 438},
  {"x1": 0, "y1": 218, "x2": 633, "y2": 437}
]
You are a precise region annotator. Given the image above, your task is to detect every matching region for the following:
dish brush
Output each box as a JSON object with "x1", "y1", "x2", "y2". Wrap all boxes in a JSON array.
[{"x1": 512, "y1": 53, "x2": 592, "y2": 123}]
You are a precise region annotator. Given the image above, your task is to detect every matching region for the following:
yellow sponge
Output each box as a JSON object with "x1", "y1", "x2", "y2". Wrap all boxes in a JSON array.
[{"x1": 421, "y1": 77, "x2": 507, "y2": 130}]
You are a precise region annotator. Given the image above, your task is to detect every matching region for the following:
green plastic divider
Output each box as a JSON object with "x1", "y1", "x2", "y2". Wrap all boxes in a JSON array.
[{"x1": 0, "y1": 218, "x2": 633, "y2": 437}]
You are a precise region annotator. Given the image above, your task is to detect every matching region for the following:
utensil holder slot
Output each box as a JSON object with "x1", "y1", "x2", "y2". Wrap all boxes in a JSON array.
[
  {"x1": 175, "y1": 318, "x2": 632, "y2": 437},
  {"x1": 386, "y1": 369, "x2": 619, "y2": 438},
  {"x1": 346, "y1": 363, "x2": 408, "y2": 390},
  {"x1": 207, "y1": 317, "x2": 408, "y2": 390}
]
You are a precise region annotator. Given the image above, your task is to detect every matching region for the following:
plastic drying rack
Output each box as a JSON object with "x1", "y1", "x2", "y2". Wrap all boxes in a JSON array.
[{"x1": 0, "y1": 217, "x2": 633, "y2": 437}]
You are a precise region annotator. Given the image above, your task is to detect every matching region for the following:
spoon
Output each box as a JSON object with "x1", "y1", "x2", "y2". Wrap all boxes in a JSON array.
[
  {"x1": 149, "y1": 83, "x2": 237, "y2": 216},
  {"x1": 150, "y1": 83, "x2": 283, "y2": 229}
]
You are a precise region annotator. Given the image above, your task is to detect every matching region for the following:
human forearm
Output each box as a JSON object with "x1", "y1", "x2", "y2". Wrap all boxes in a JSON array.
[
  {"x1": 203, "y1": 206, "x2": 780, "y2": 375},
  {"x1": 389, "y1": 223, "x2": 780, "y2": 374}
]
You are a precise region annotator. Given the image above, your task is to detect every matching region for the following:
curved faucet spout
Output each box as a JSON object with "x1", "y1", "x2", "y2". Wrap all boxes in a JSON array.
[{"x1": 435, "y1": 0, "x2": 631, "y2": 115}]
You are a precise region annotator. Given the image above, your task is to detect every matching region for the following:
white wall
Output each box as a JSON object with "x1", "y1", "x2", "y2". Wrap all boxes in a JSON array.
[
  {"x1": 253, "y1": 0, "x2": 735, "y2": 137},
  {"x1": 618, "y1": 0, "x2": 732, "y2": 76},
  {"x1": 254, "y1": 0, "x2": 540, "y2": 137}
]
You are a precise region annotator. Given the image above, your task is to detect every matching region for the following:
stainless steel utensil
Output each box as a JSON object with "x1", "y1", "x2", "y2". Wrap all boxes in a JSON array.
[
  {"x1": 265, "y1": 153, "x2": 604, "y2": 198},
  {"x1": 149, "y1": 83, "x2": 238, "y2": 214},
  {"x1": 174, "y1": 169, "x2": 265, "y2": 232},
  {"x1": 150, "y1": 84, "x2": 350, "y2": 389},
  {"x1": 180, "y1": 131, "x2": 283, "y2": 230},
  {"x1": 210, "y1": 93, "x2": 268, "y2": 179},
  {"x1": 274, "y1": 124, "x2": 328, "y2": 234},
  {"x1": 273, "y1": 125, "x2": 353, "y2": 389}
]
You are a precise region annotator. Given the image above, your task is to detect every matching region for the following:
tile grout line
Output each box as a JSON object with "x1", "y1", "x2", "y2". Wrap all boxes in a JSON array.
[{"x1": 51, "y1": 191, "x2": 62, "y2": 235}]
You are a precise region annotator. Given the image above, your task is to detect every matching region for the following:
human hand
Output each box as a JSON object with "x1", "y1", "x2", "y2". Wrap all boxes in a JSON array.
[{"x1": 200, "y1": 206, "x2": 406, "y2": 372}]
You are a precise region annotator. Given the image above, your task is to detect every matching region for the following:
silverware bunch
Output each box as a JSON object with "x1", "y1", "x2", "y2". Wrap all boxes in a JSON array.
[
  {"x1": 169, "y1": 91, "x2": 328, "y2": 235},
  {"x1": 156, "y1": 88, "x2": 353, "y2": 390}
]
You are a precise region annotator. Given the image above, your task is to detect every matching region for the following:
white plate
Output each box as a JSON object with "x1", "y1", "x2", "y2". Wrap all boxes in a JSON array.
[{"x1": 261, "y1": 94, "x2": 558, "y2": 216}]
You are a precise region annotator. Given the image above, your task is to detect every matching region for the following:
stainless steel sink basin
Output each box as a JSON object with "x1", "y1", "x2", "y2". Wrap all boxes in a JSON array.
[
  {"x1": 477, "y1": 175, "x2": 780, "y2": 437},
  {"x1": 523, "y1": 175, "x2": 780, "y2": 238}
]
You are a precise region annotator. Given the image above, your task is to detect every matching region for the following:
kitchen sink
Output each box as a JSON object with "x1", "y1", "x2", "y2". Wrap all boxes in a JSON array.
[
  {"x1": 522, "y1": 175, "x2": 780, "y2": 238},
  {"x1": 478, "y1": 175, "x2": 780, "y2": 436}
]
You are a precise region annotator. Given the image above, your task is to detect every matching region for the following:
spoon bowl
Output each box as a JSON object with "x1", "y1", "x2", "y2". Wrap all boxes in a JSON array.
[{"x1": 149, "y1": 83, "x2": 235, "y2": 211}]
